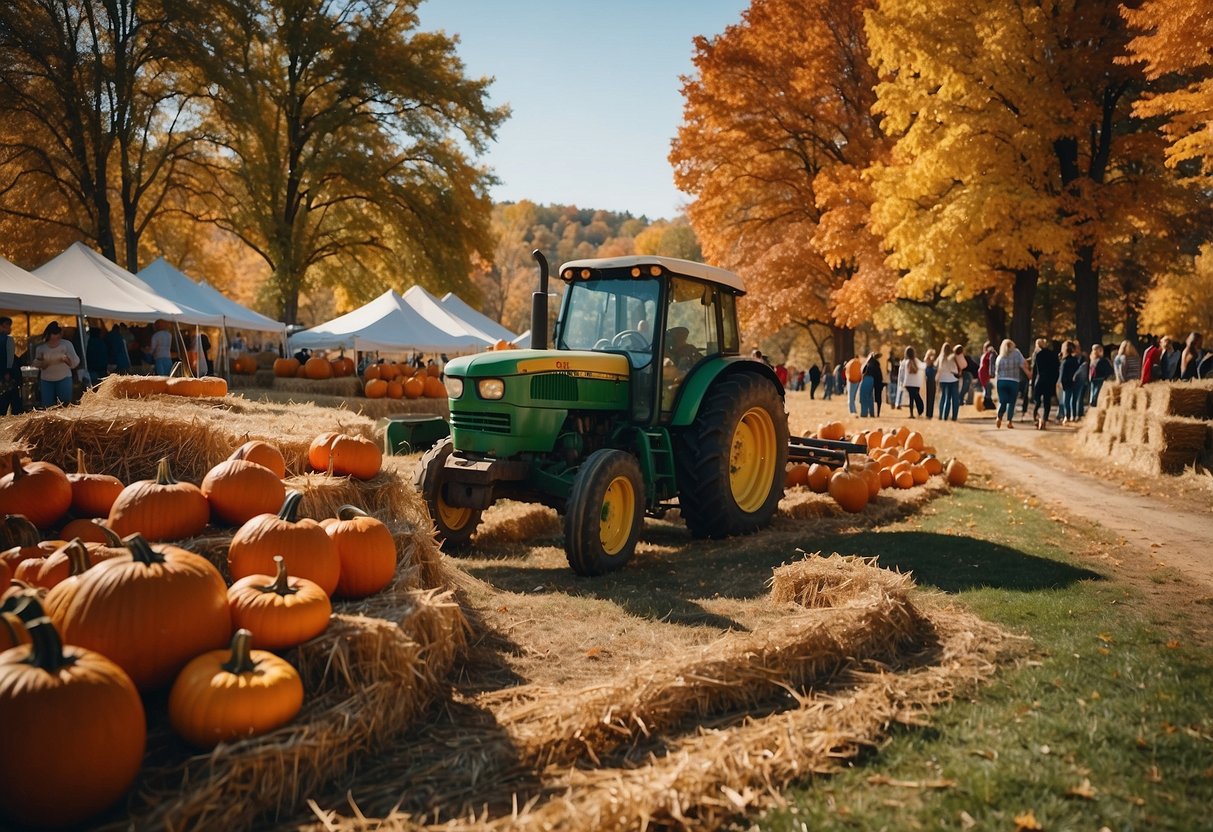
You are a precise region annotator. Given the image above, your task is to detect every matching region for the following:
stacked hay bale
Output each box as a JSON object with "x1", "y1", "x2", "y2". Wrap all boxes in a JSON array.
[{"x1": 1078, "y1": 380, "x2": 1213, "y2": 475}]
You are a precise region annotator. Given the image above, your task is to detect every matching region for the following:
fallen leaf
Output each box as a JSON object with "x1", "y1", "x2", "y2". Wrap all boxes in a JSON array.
[
  {"x1": 1146, "y1": 765, "x2": 1163, "y2": 783},
  {"x1": 585, "y1": 646, "x2": 602, "y2": 659},
  {"x1": 1098, "y1": 632, "x2": 1115, "y2": 644},
  {"x1": 1066, "y1": 779, "x2": 1097, "y2": 800},
  {"x1": 1166, "y1": 639, "x2": 1181, "y2": 649},
  {"x1": 959, "y1": 810, "x2": 976, "y2": 829},
  {"x1": 1014, "y1": 808, "x2": 1043, "y2": 830}
]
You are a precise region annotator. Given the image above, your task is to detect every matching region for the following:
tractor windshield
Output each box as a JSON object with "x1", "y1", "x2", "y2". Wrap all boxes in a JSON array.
[{"x1": 557, "y1": 278, "x2": 660, "y2": 368}]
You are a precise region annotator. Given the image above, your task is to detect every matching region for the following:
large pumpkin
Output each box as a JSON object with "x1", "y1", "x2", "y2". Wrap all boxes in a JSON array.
[
  {"x1": 45, "y1": 533, "x2": 231, "y2": 691},
  {"x1": 828, "y1": 459, "x2": 869, "y2": 513},
  {"x1": 322, "y1": 505, "x2": 397, "y2": 598},
  {"x1": 201, "y1": 459, "x2": 287, "y2": 526},
  {"x1": 228, "y1": 556, "x2": 331, "y2": 650},
  {"x1": 363, "y1": 363, "x2": 381, "y2": 382},
  {"x1": 0, "y1": 454, "x2": 72, "y2": 529},
  {"x1": 0, "y1": 600, "x2": 146, "y2": 829},
  {"x1": 328, "y1": 434, "x2": 382, "y2": 480},
  {"x1": 386, "y1": 380, "x2": 404, "y2": 399},
  {"x1": 364, "y1": 378, "x2": 388, "y2": 399},
  {"x1": 67, "y1": 449, "x2": 125, "y2": 519},
  {"x1": 422, "y1": 375, "x2": 446, "y2": 398},
  {"x1": 946, "y1": 459, "x2": 969, "y2": 486},
  {"x1": 107, "y1": 457, "x2": 210, "y2": 541},
  {"x1": 168, "y1": 628, "x2": 303, "y2": 748},
  {"x1": 425, "y1": 362, "x2": 441, "y2": 378},
  {"x1": 304, "y1": 356, "x2": 334, "y2": 379},
  {"x1": 273, "y1": 357, "x2": 300, "y2": 377},
  {"x1": 228, "y1": 491, "x2": 340, "y2": 595},
  {"x1": 229, "y1": 439, "x2": 287, "y2": 479},
  {"x1": 403, "y1": 376, "x2": 424, "y2": 398},
  {"x1": 307, "y1": 432, "x2": 341, "y2": 472}
]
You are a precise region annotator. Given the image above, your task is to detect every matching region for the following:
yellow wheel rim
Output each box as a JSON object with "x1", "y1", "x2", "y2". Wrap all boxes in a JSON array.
[
  {"x1": 436, "y1": 489, "x2": 472, "y2": 531},
  {"x1": 729, "y1": 406, "x2": 777, "y2": 512},
  {"x1": 599, "y1": 474, "x2": 636, "y2": 556}
]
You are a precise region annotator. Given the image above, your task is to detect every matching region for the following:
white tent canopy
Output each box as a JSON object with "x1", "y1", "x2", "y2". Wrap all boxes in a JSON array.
[
  {"x1": 511, "y1": 329, "x2": 532, "y2": 348},
  {"x1": 34, "y1": 242, "x2": 222, "y2": 326},
  {"x1": 0, "y1": 256, "x2": 84, "y2": 317},
  {"x1": 289, "y1": 289, "x2": 497, "y2": 354},
  {"x1": 139, "y1": 258, "x2": 285, "y2": 336},
  {"x1": 438, "y1": 292, "x2": 518, "y2": 344}
]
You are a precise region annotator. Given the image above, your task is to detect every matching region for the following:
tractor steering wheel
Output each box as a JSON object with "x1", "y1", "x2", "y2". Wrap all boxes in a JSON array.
[{"x1": 611, "y1": 329, "x2": 648, "y2": 350}]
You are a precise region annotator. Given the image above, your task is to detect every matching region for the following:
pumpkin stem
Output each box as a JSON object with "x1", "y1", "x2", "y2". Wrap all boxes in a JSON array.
[
  {"x1": 75, "y1": 448, "x2": 89, "y2": 475},
  {"x1": 12, "y1": 597, "x2": 75, "y2": 673},
  {"x1": 2, "y1": 514, "x2": 42, "y2": 548},
  {"x1": 154, "y1": 457, "x2": 178, "y2": 486},
  {"x1": 263, "y1": 555, "x2": 297, "y2": 596},
  {"x1": 221, "y1": 628, "x2": 259, "y2": 675},
  {"x1": 62, "y1": 538, "x2": 91, "y2": 576},
  {"x1": 9, "y1": 452, "x2": 25, "y2": 481},
  {"x1": 121, "y1": 533, "x2": 165, "y2": 565},
  {"x1": 278, "y1": 490, "x2": 304, "y2": 522},
  {"x1": 335, "y1": 504, "x2": 368, "y2": 521},
  {"x1": 96, "y1": 522, "x2": 122, "y2": 547}
]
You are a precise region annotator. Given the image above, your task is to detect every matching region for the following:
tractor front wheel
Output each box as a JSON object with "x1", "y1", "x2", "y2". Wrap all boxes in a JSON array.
[
  {"x1": 414, "y1": 438, "x2": 483, "y2": 553},
  {"x1": 675, "y1": 371, "x2": 789, "y2": 539},
  {"x1": 564, "y1": 449, "x2": 644, "y2": 576}
]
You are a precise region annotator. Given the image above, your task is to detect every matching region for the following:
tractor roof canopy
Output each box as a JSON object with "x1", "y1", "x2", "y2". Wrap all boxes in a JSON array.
[{"x1": 558, "y1": 256, "x2": 745, "y2": 295}]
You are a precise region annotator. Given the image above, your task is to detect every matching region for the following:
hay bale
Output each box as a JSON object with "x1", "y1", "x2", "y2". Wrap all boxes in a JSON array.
[
  {"x1": 1104, "y1": 383, "x2": 1122, "y2": 407},
  {"x1": 287, "y1": 470, "x2": 428, "y2": 526},
  {"x1": 1148, "y1": 416, "x2": 1209, "y2": 453},
  {"x1": 273, "y1": 375, "x2": 364, "y2": 397},
  {"x1": 243, "y1": 389, "x2": 449, "y2": 421},
  {"x1": 771, "y1": 552, "x2": 912, "y2": 608},
  {"x1": 1, "y1": 392, "x2": 377, "y2": 483},
  {"x1": 1149, "y1": 381, "x2": 1213, "y2": 418}
]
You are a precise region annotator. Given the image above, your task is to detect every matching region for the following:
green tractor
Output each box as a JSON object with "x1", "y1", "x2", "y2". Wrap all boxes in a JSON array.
[{"x1": 415, "y1": 252, "x2": 855, "y2": 575}]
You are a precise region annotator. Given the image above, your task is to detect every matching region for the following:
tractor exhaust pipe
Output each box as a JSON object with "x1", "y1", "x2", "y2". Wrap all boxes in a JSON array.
[{"x1": 531, "y1": 250, "x2": 549, "y2": 351}]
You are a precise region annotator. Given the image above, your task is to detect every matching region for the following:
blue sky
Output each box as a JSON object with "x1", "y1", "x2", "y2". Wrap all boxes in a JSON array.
[{"x1": 417, "y1": 0, "x2": 749, "y2": 221}]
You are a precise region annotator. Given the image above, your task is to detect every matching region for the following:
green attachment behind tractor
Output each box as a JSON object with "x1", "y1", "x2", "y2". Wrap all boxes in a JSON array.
[{"x1": 415, "y1": 252, "x2": 792, "y2": 576}]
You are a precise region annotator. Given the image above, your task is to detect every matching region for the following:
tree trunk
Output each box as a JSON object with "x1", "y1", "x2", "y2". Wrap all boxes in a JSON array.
[
  {"x1": 1009, "y1": 267, "x2": 1038, "y2": 353},
  {"x1": 831, "y1": 326, "x2": 854, "y2": 364},
  {"x1": 983, "y1": 298, "x2": 1007, "y2": 346},
  {"x1": 1073, "y1": 244, "x2": 1102, "y2": 349},
  {"x1": 1122, "y1": 305, "x2": 1139, "y2": 348}
]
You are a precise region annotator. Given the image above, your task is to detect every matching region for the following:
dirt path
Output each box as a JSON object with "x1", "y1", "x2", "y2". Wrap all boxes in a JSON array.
[{"x1": 953, "y1": 414, "x2": 1213, "y2": 590}]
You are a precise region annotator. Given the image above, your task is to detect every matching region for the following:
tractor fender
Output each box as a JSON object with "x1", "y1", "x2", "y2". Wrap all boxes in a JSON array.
[{"x1": 670, "y1": 356, "x2": 785, "y2": 427}]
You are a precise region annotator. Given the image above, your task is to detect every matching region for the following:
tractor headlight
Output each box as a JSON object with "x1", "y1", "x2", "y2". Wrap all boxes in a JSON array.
[
  {"x1": 444, "y1": 376, "x2": 463, "y2": 398},
  {"x1": 477, "y1": 378, "x2": 505, "y2": 400}
]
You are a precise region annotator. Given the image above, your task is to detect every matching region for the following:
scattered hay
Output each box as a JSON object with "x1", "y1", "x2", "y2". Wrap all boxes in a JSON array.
[
  {"x1": 273, "y1": 376, "x2": 364, "y2": 397},
  {"x1": 242, "y1": 389, "x2": 449, "y2": 421},
  {"x1": 770, "y1": 552, "x2": 911, "y2": 608},
  {"x1": 288, "y1": 470, "x2": 427, "y2": 526},
  {"x1": 474, "y1": 503, "x2": 562, "y2": 545},
  {"x1": 777, "y1": 477, "x2": 949, "y2": 524},
  {"x1": 1, "y1": 392, "x2": 376, "y2": 483}
]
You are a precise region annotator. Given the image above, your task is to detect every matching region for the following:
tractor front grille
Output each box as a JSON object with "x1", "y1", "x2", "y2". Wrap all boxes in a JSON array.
[
  {"x1": 530, "y1": 374, "x2": 578, "y2": 401},
  {"x1": 450, "y1": 410, "x2": 512, "y2": 434}
]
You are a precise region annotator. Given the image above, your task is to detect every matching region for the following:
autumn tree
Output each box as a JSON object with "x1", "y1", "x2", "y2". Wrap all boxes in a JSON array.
[
  {"x1": 174, "y1": 0, "x2": 505, "y2": 324},
  {"x1": 672, "y1": 0, "x2": 890, "y2": 363},
  {"x1": 1140, "y1": 245, "x2": 1213, "y2": 337},
  {"x1": 0, "y1": 0, "x2": 200, "y2": 269}
]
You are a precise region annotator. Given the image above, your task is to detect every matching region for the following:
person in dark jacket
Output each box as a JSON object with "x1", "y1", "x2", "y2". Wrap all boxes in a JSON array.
[
  {"x1": 862, "y1": 351, "x2": 885, "y2": 418},
  {"x1": 106, "y1": 325, "x2": 130, "y2": 374},
  {"x1": 808, "y1": 364, "x2": 822, "y2": 398},
  {"x1": 1031, "y1": 338, "x2": 1061, "y2": 429},
  {"x1": 85, "y1": 321, "x2": 109, "y2": 384},
  {"x1": 1089, "y1": 344, "x2": 1114, "y2": 407},
  {"x1": 0, "y1": 316, "x2": 22, "y2": 415},
  {"x1": 1058, "y1": 340, "x2": 1080, "y2": 424}
]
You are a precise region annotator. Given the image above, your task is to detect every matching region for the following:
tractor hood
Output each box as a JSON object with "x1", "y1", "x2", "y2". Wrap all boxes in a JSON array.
[{"x1": 445, "y1": 349, "x2": 630, "y2": 380}]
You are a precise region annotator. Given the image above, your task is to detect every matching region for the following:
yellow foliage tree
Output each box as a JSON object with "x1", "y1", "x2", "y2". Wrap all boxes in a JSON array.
[{"x1": 1140, "y1": 245, "x2": 1213, "y2": 337}]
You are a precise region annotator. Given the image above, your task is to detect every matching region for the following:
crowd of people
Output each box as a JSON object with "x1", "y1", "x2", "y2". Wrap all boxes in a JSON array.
[{"x1": 775, "y1": 331, "x2": 1208, "y2": 430}]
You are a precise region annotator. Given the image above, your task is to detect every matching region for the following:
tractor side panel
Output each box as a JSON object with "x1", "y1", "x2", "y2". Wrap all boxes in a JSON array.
[{"x1": 669, "y1": 357, "x2": 785, "y2": 427}]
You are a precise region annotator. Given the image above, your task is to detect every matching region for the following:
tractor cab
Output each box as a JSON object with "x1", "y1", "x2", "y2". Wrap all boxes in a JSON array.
[{"x1": 554, "y1": 256, "x2": 745, "y2": 424}]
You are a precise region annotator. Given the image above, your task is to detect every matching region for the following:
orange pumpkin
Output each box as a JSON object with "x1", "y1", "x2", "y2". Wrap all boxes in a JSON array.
[
  {"x1": 904, "y1": 431, "x2": 925, "y2": 452},
  {"x1": 67, "y1": 450, "x2": 124, "y2": 519},
  {"x1": 894, "y1": 470, "x2": 914, "y2": 489},
  {"x1": 363, "y1": 363, "x2": 381, "y2": 382},
  {"x1": 897, "y1": 447, "x2": 922, "y2": 465},
  {"x1": 423, "y1": 375, "x2": 446, "y2": 398},
  {"x1": 425, "y1": 362, "x2": 441, "y2": 378},
  {"x1": 294, "y1": 364, "x2": 309, "y2": 378},
  {"x1": 107, "y1": 457, "x2": 210, "y2": 542},
  {"x1": 785, "y1": 464, "x2": 809, "y2": 488},
  {"x1": 878, "y1": 467, "x2": 893, "y2": 489},
  {"x1": 910, "y1": 464, "x2": 929, "y2": 485},
  {"x1": 859, "y1": 462, "x2": 881, "y2": 498},
  {"x1": 817, "y1": 421, "x2": 846, "y2": 442},
  {"x1": 322, "y1": 506, "x2": 397, "y2": 598},
  {"x1": 45, "y1": 533, "x2": 232, "y2": 691},
  {"x1": 397, "y1": 363, "x2": 416, "y2": 379},
  {"x1": 0, "y1": 599, "x2": 146, "y2": 828},
  {"x1": 15, "y1": 538, "x2": 94, "y2": 590},
  {"x1": 403, "y1": 376, "x2": 424, "y2": 398},
  {"x1": 828, "y1": 460, "x2": 868, "y2": 513},
  {"x1": 304, "y1": 356, "x2": 334, "y2": 379},
  {"x1": 229, "y1": 440, "x2": 287, "y2": 479},
  {"x1": 922, "y1": 455, "x2": 943, "y2": 476},
  {"x1": 386, "y1": 380, "x2": 404, "y2": 399},
  {"x1": 807, "y1": 463, "x2": 831, "y2": 494},
  {"x1": 946, "y1": 459, "x2": 969, "y2": 486},
  {"x1": 201, "y1": 459, "x2": 287, "y2": 526},
  {"x1": 228, "y1": 491, "x2": 340, "y2": 595},
  {"x1": 227, "y1": 556, "x2": 331, "y2": 650},
  {"x1": 273, "y1": 357, "x2": 301, "y2": 377},
  {"x1": 330, "y1": 355, "x2": 355, "y2": 377},
  {"x1": 364, "y1": 378, "x2": 388, "y2": 399},
  {"x1": 329, "y1": 435, "x2": 382, "y2": 480},
  {"x1": 307, "y1": 432, "x2": 341, "y2": 472},
  {"x1": 0, "y1": 454, "x2": 72, "y2": 530}
]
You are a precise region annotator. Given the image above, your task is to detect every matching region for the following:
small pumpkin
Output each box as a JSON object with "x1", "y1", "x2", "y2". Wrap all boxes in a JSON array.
[
  {"x1": 422, "y1": 375, "x2": 446, "y2": 398},
  {"x1": 363, "y1": 363, "x2": 381, "y2": 382},
  {"x1": 816, "y1": 421, "x2": 846, "y2": 442},
  {"x1": 67, "y1": 449, "x2": 125, "y2": 518},
  {"x1": 910, "y1": 464, "x2": 929, "y2": 485},
  {"x1": 228, "y1": 491, "x2": 340, "y2": 595},
  {"x1": 322, "y1": 505, "x2": 397, "y2": 598},
  {"x1": 922, "y1": 455, "x2": 944, "y2": 476},
  {"x1": 307, "y1": 432, "x2": 341, "y2": 472},
  {"x1": 785, "y1": 464, "x2": 809, "y2": 488},
  {"x1": 946, "y1": 459, "x2": 969, "y2": 486},
  {"x1": 878, "y1": 467, "x2": 893, "y2": 489},
  {"x1": 828, "y1": 458, "x2": 868, "y2": 513},
  {"x1": 45, "y1": 533, "x2": 232, "y2": 691},
  {"x1": 14, "y1": 538, "x2": 93, "y2": 590},
  {"x1": 273, "y1": 357, "x2": 301, "y2": 377},
  {"x1": 0, "y1": 454, "x2": 73, "y2": 529},
  {"x1": 386, "y1": 380, "x2": 404, "y2": 399},
  {"x1": 894, "y1": 469, "x2": 914, "y2": 489},
  {"x1": 328, "y1": 434, "x2": 382, "y2": 480},
  {"x1": 229, "y1": 439, "x2": 288, "y2": 479},
  {"x1": 806, "y1": 463, "x2": 831, "y2": 494},
  {"x1": 60, "y1": 517, "x2": 114, "y2": 544},
  {"x1": 168, "y1": 628, "x2": 304, "y2": 748},
  {"x1": 330, "y1": 355, "x2": 355, "y2": 377},
  {"x1": 904, "y1": 431, "x2": 925, "y2": 452},
  {"x1": 0, "y1": 598, "x2": 145, "y2": 829},
  {"x1": 364, "y1": 378, "x2": 388, "y2": 399},
  {"x1": 859, "y1": 461, "x2": 881, "y2": 498},
  {"x1": 107, "y1": 457, "x2": 210, "y2": 541},
  {"x1": 403, "y1": 376, "x2": 424, "y2": 398},
  {"x1": 897, "y1": 447, "x2": 922, "y2": 465},
  {"x1": 304, "y1": 356, "x2": 333, "y2": 379},
  {"x1": 228, "y1": 556, "x2": 331, "y2": 650},
  {"x1": 201, "y1": 459, "x2": 287, "y2": 526}
]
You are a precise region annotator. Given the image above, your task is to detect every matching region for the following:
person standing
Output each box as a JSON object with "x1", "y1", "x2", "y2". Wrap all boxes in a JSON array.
[
  {"x1": 1059, "y1": 341, "x2": 1079, "y2": 424},
  {"x1": 822, "y1": 365, "x2": 834, "y2": 400},
  {"x1": 1072, "y1": 347, "x2": 1090, "y2": 420},
  {"x1": 859, "y1": 351, "x2": 881, "y2": 417},
  {"x1": 1180, "y1": 332, "x2": 1203, "y2": 380},
  {"x1": 845, "y1": 355, "x2": 863, "y2": 415},
  {"x1": 33, "y1": 322, "x2": 79, "y2": 407},
  {"x1": 977, "y1": 341, "x2": 995, "y2": 408},
  {"x1": 887, "y1": 354, "x2": 900, "y2": 410},
  {"x1": 994, "y1": 339, "x2": 1030, "y2": 429},
  {"x1": 1089, "y1": 344, "x2": 1113, "y2": 407},
  {"x1": 85, "y1": 321, "x2": 109, "y2": 384},
  {"x1": 1032, "y1": 338, "x2": 1060, "y2": 429},
  {"x1": 936, "y1": 343, "x2": 965, "y2": 421},
  {"x1": 872, "y1": 351, "x2": 886, "y2": 417},
  {"x1": 0, "y1": 316, "x2": 23, "y2": 415},
  {"x1": 1140, "y1": 335, "x2": 1162, "y2": 383},
  {"x1": 1159, "y1": 336, "x2": 1180, "y2": 381},
  {"x1": 106, "y1": 324, "x2": 131, "y2": 375},
  {"x1": 808, "y1": 364, "x2": 821, "y2": 399},
  {"x1": 1115, "y1": 340, "x2": 1141, "y2": 383},
  {"x1": 901, "y1": 346, "x2": 924, "y2": 418},
  {"x1": 150, "y1": 320, "x2": 173, "y2": 375},
  {"x1": 923, "y1": 349, "x2": 938, "y2": 420}
]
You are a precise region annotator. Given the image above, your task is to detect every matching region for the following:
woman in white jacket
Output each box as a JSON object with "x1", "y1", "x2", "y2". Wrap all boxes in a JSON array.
[{"x1": 901, "y1": 346, "x2": 925, "y2": 417}]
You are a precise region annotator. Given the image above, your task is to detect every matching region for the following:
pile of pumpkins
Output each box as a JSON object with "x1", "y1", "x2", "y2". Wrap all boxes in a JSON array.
[
  {"x1": 0, "y1": 434, "x2": 395, "y2": 828},
  {"x1": 105, "y1": 370, "x2": 229, "y2": 398},
  {"x1": 361, "y1": 361, "x2": 446, "y2": 400},
  {"x1": 272, "y1": 353, "x2": 356, "y2": 380},
  {"x1": 788, "y1": 421, "x2": 969, "y2": 514}
]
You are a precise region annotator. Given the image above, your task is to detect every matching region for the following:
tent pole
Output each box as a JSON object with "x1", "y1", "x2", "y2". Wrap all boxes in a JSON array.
[{"x1": 78, "y1": 309, "x2": 88, "y2": 394}]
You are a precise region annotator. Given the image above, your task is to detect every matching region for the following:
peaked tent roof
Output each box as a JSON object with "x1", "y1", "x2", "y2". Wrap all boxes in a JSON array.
[
  {"x1": 34, "y1": 243, "x2": 222, "y2": 325},
  {"x1": 288, "y1": 289, "x2": 497, "y2": 354},
  {"x1": 139, "y1": 258, "x2": 285, "y2": 335},
  {"x1": 0, "y1": 256, "x2": 84, "y2": 316},
  {"x1": 398, "y1": 286, "x2": 500, "y2": 346},
  {"x1": 438, "y1": 292, "x2": 518, "y2": 344}
]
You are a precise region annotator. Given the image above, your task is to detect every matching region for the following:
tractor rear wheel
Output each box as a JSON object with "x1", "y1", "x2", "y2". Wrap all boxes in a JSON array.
[
  {"x1": 414, "y1": 438, "x2": 483, "y2": 552},
  {"x1": 564, "y1": 449, "x2": 644, "y2": 576},
  {"x1": 675, "y1": 372, "x2": 788, "y2": 539}
]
